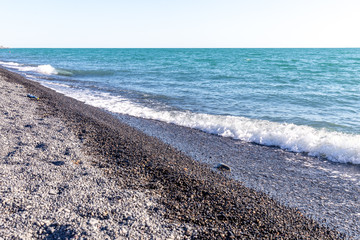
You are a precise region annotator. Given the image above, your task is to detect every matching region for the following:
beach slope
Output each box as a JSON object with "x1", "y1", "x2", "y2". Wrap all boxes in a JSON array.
[{"x1": 0, "y1": 68, "x2": 344, "y2": 239}]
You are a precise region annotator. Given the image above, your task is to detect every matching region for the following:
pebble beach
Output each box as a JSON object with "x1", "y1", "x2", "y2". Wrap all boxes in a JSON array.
[{"x1": 0, "y1": 68, "x2": 347, "y2": 239}]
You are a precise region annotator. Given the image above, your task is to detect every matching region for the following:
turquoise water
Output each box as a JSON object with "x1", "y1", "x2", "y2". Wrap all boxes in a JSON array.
[{"x1": 1, "y1": 48, "x2": 359, "y2": 163}]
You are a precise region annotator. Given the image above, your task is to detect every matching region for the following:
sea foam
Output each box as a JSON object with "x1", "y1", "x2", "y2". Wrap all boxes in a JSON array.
[
  {"x1": 17, "y1": 64, "x2": 58, "y2": 75},
  {"x1": 36, "y1": 64, "x2": 58, "y2": 75},
  {"x1": 0, "y1": 61, "x2": 58, "y2": 75},
  {"x1": 53, "y1": 89, "x2": 360, "y2": 165},
  {"x1": 0, "y1": 61, "x2": 21, "y2": 67}
]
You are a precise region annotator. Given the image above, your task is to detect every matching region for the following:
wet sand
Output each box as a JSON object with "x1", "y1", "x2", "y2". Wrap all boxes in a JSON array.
[{"x1": 0, "y1": 68, "x2": 345, "y2": 239}]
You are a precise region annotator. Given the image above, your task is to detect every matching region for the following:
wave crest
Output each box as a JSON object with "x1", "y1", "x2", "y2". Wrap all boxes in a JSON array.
[{"x1": 36, "y1": 64, "x2": 58, "y2": 75}]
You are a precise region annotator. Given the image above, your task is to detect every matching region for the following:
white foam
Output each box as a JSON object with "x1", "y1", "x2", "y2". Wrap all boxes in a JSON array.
[
  {"x1": 41, "y1": 81, "x2": 71, "y2": 88},
  {"x1": 36, "y1": 64, "x2": 58, "y2": 75},
  {"x1": 0, "y1": 61, "x2": 21, "y2": 67},
  {"x1": 17, "y1": 64, "x2": 58, "y2": 75},
  {"x1": 0, "y1": 61, "x2": 58, "y2": 75},
  {"x1": 24, "y1": 74, "x2": 37, "y2": 79},
  {"x1": 52, "y1": 89, "x2": 360, "y2": 165}
]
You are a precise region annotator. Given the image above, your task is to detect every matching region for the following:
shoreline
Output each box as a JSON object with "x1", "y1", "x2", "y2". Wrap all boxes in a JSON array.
[
  {"x1": 115, "y1": 110, "x2": 360, "y2": 238},
  {"x1": 0, "y1": 68, "x2": 346, "y2": 238}
]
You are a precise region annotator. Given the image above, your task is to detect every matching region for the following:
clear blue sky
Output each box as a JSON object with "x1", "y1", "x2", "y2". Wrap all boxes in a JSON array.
[{"x1": 1, "y1": 0, "x2": 359, "y2": 48}]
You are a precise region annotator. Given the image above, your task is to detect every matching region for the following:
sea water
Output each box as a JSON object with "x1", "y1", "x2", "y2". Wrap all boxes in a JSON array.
[{"x1": 1, "y1": 48, "x2": 359, "y2": 164}]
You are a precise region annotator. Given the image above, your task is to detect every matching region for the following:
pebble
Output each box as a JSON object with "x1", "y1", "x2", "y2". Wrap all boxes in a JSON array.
[
  {"x1": 88, "y1": 218, "x2": 99, "y2": 225},
  {"x1": 41, "y1": 220, "x2": 52, "y2": 226},
  {"x1": 215, "y1": 162, "x2": 231, "y2": 171},
  {"x1": 49, "y1": 189, "x2": 57, "y2": 195}
]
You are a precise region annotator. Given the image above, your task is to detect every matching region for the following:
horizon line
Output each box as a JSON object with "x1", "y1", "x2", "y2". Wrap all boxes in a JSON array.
[{"x1": 2, "y1": 47, "x2": 360, "y2": 49}]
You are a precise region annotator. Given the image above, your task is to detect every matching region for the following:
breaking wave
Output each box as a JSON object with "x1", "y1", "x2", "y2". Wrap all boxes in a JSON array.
[
  {"x1": 49, "y1": 88, "x2": 360, "y2": 165},
  {"x1": 0, "y1": 61, "x2": 59, "y2": 75}
]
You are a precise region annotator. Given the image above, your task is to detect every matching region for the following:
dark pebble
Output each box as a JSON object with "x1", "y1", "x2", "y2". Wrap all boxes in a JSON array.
[
  {"x1": 52, "y1": 161, "x2": 65, "y2": 166},
  {"x1": 215, "y1": 162, "x2": 231, "y2": 171}
]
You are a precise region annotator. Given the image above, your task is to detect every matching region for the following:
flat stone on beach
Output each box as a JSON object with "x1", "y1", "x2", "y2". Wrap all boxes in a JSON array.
[
  {"x1": 51, "y1": 161, "x2": 65, "y2": 166},
  {"x1": 49, "y1": 189, "x2": 57, "y2": 195},
  {"x1": 215, "y1": 163, "x2": 231, "y2": 171}
]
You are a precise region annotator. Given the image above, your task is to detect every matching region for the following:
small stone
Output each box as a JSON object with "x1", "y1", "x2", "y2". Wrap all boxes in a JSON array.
[
  {"x1": 166, "y1": 233, "x2": 176, "y2": 240},
  {"x1": 41, "y1": 220, "x2": 52, "y2": 226},
  {"x1": 51, "y1": 161, "x2": 65, "y2": 166},
  {"x1": 184, "y1": 227, "x2": 192, "y2": 236},
  {"x1": 35, "y1": 142, "x2": 47, "y2": 150},
  {"x1": 215, "y1": 163, "x2": 231, "y2": 171},
  {"x1": 49, "y1": 189, "x2": 57, "y2": 195},
  {"x1": 64, "y1": 147, "x2": 71, "y2": 156},
  {"x1": 88, "y1": 218, "x2": 99, "y2": 225},
  {"x1": 119, "y1": 226, "x2": 127, "y2": 235}
]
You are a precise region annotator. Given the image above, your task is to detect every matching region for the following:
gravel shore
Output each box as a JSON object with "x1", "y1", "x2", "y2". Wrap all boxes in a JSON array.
[
  {"x1": 0, "y1": 74, "x2": 186, "y2": 239},
  {"x1": 0, "y1": 68, "x2": 345, "y2": 239}
]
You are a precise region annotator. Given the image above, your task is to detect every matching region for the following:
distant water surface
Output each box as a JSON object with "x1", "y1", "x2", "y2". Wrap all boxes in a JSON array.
[{"x1": 0, "y1": 48, "x2": 359, "y2": 164}]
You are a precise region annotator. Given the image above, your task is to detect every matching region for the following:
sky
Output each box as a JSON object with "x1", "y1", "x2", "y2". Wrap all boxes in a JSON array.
[{"x1": 1, "y1": 0, "x2": 360, "y2": 48}]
